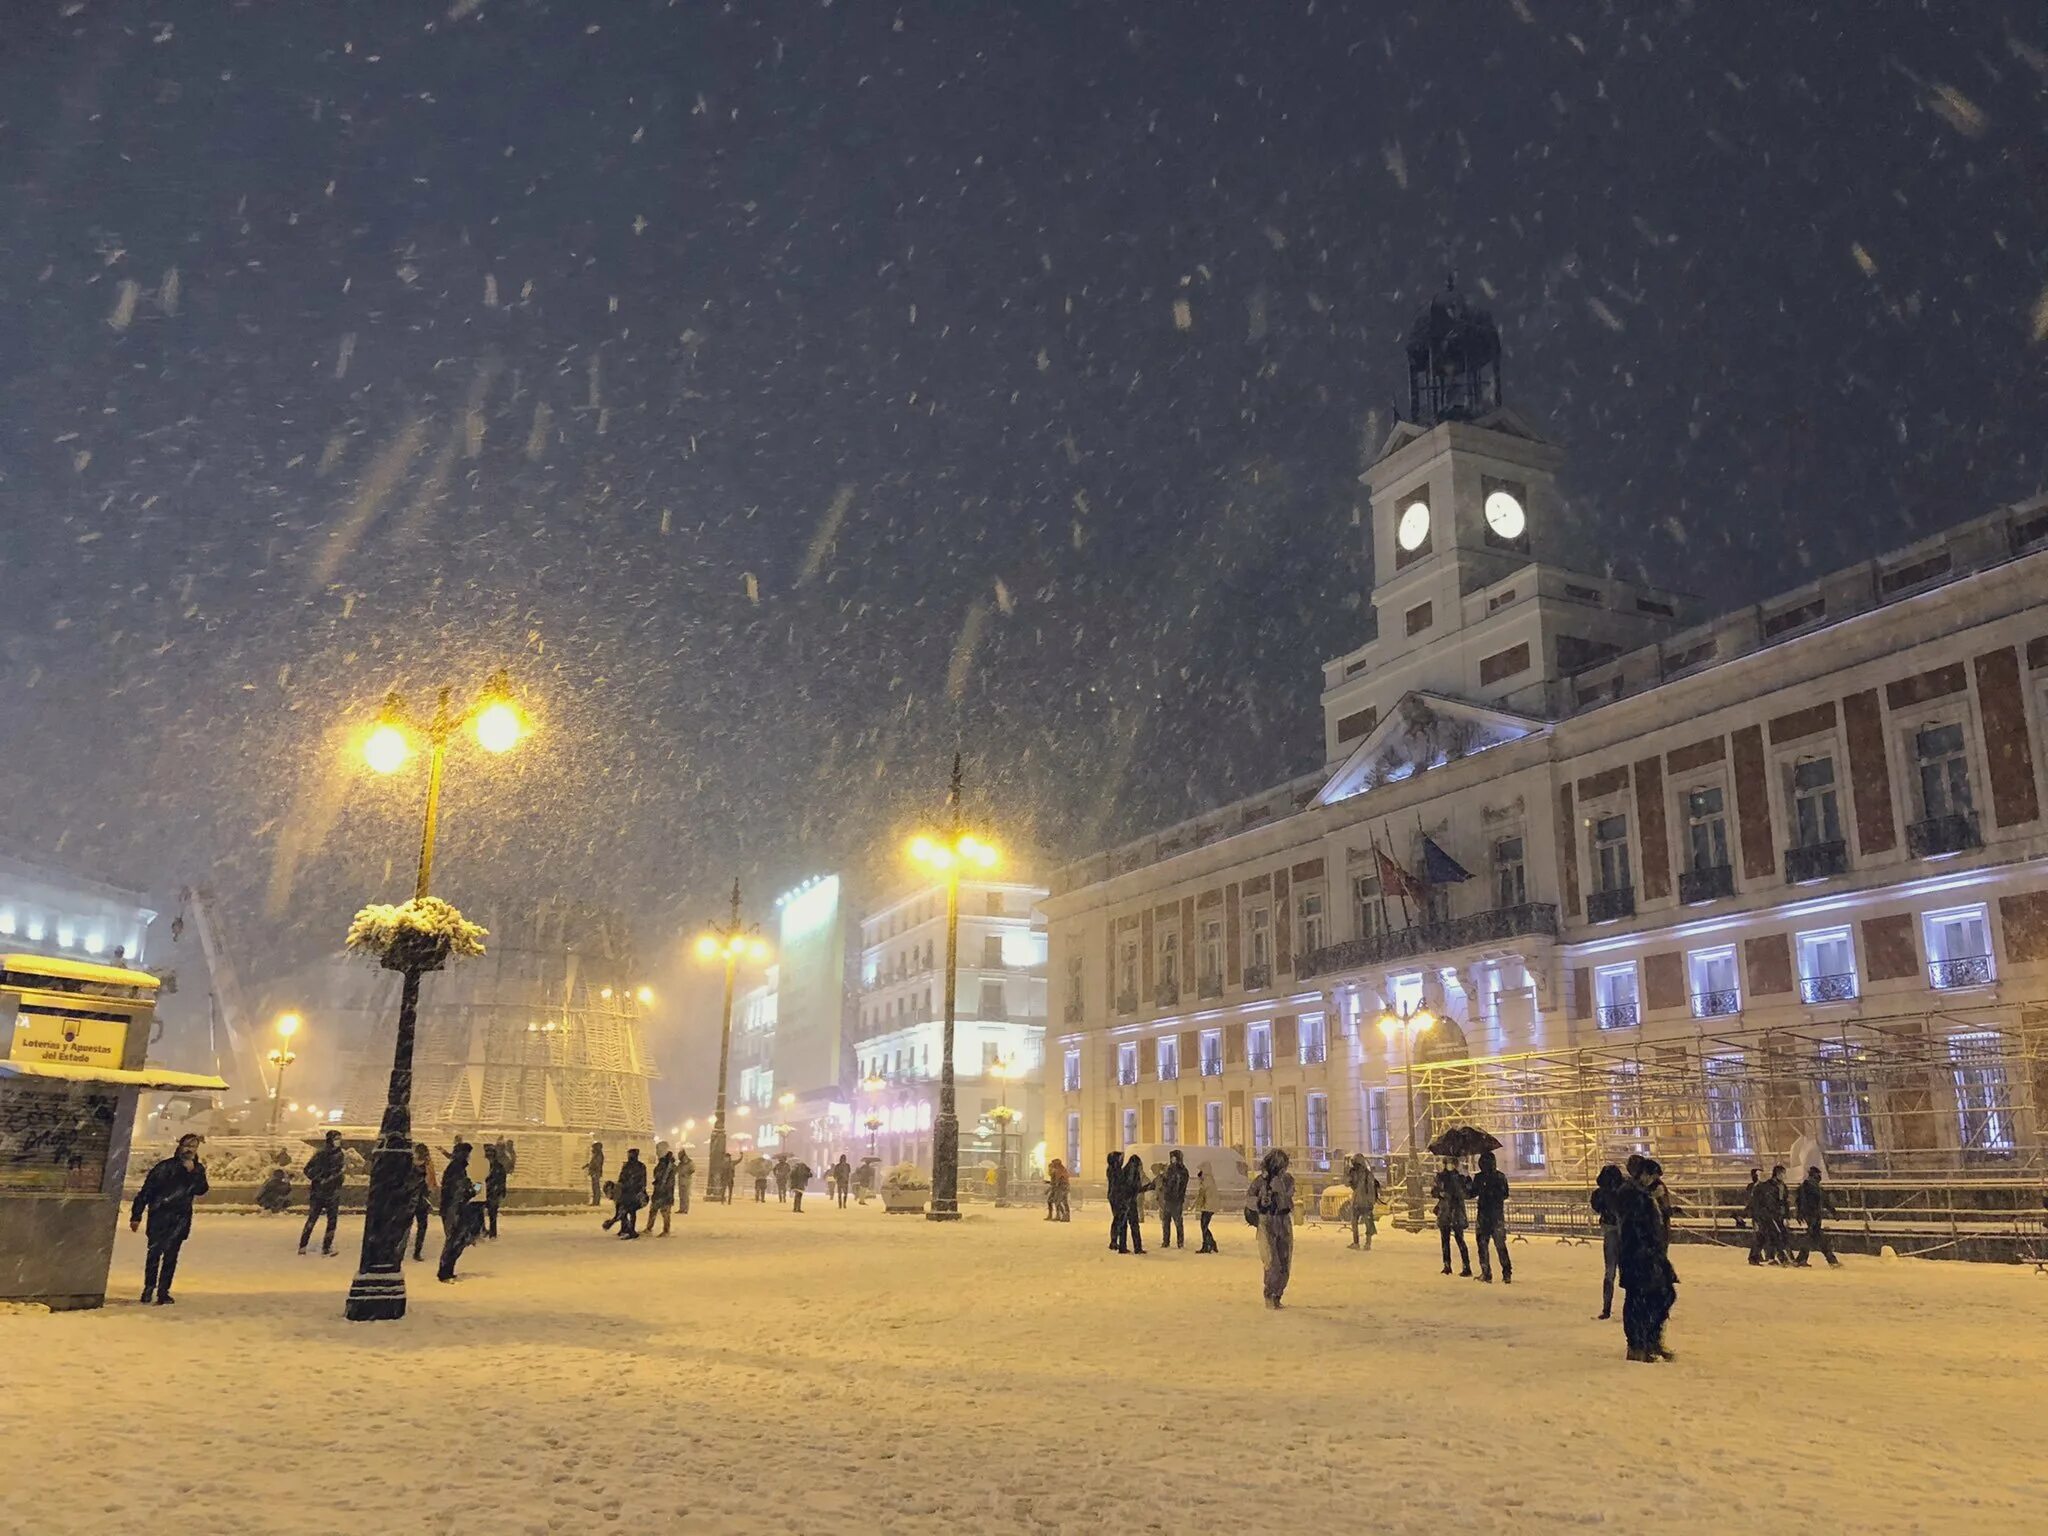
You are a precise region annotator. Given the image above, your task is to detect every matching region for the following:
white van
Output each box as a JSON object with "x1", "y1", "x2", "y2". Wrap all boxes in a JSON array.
[{"x1": 1118, "y1": 1144, "x2": 1252, "y2": 1214}]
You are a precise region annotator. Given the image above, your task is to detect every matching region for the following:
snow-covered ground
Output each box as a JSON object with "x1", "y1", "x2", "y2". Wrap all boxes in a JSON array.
[{"x1": 7, "y1": 1199, "x2": 2047, "y2": 1534}]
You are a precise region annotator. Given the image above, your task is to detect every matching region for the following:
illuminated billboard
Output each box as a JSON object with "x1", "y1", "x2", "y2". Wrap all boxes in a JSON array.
[{"x1": 773, "y1": 875, "x2": 851, "y2": 1097}]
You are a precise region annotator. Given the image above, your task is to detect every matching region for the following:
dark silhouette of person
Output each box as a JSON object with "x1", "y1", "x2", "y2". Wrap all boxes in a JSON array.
[
  {"x1": 299, "y1": 1130, "x2": 345, "y2": 1256},
  {"x1": 130, "y1": 1133, "x2": 208, "y2": 1305}
]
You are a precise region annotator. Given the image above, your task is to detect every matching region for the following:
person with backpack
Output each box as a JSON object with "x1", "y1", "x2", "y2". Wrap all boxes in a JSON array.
[
  {"x1": 648, "y1": 1144, "x2": 678, "y2": 1236},
  {"x1": 1194, "y1": 1165, "x2": 1220, "y2": 1252},
  {"x1": 130, "y1": 1133, "x2": 208, "y2": 1306},
  {"x1": 1248, "y1": 1148, "x2": 1296, "y2": 1307},
  {"x1": 1471, "y1": 1149, "x2": 1512, "y2": 1284},
  {"x1": 1794, "y1": 1165, "x2": 1841, "y2": 1267},
  {"x1": 1157, "y1": 1150, "x2": 1191, "y2": 1250},
  {"x1": 1344, "y1": 1154, "x2": 1380, "y2": 1251},
  {"x1": 1432, "y1": 1159, "x2": 1472, "y2": 1277},
  {"x1": 299, "y1": 1130, "x2": 346, "y2": 1257}
]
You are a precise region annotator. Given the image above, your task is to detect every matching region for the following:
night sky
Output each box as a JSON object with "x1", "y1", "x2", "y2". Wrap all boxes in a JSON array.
[{"x1": 2, "y1": 0, "x2": 2045, "y2": 991}]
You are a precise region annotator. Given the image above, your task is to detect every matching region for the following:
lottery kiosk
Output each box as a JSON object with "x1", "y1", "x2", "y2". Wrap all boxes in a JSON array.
[{"x1": 0, "y1": 952, "x2": 226, "y2": 1308}]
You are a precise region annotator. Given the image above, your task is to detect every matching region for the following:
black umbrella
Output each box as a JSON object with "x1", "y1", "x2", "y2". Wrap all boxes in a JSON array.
[{"x1": 1427, "y1": 1125, "x2": 1503, "y2": 1158}]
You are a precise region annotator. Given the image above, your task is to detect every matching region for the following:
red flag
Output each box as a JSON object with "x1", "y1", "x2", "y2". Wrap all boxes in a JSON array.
[{"x1": 1376, "y1": 847, "x2": 1424, "y2": 900}]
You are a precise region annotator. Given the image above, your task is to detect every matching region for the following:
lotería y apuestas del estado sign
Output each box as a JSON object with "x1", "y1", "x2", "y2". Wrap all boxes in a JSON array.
[{"x1": 11, "y1": 1011, "x2": 129, "y2": 1068}]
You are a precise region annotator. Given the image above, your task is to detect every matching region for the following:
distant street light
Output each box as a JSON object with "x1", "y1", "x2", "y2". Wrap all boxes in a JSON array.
[
  {"x1": 345, "y1": 670, "x2": 529, "y2": 1324},
  {"x1": 695, "y1": 880, "x2": 770, "y2": 1201},
  {"x1": 989, "y1": 1103, "x2": 1020, "y2": 1205},
  {"x1": 1377, "y1": 1002, "x2": 1436, "y2": 1229},
  {"x1": 905, "y1": 753, "x2": 999, "y2": 1222}
]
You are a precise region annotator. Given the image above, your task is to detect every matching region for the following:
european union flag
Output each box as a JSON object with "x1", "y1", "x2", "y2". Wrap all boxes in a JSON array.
[{"x1": 1419, "y1": 835, "x2": 1471, "y2": 885}]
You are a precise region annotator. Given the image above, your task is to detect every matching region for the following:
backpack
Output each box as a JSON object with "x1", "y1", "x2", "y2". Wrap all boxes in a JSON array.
[{"x1": 1244, "y1": 1176, "x2": 1265, "y2": 1227}]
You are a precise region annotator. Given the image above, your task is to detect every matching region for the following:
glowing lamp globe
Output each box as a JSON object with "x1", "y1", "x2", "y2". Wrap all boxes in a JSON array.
[
  {"x1": 363, "y1": 723, "x2": 411, "y2": 776},
  {"x1": 473, "y1": 700, "x2": 524, "y2": 754}
]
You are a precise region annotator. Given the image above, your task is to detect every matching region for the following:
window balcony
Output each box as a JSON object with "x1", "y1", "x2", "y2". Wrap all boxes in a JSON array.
[
  {"x1": 1158, "y1": 1063, "x2": 1180, "y2": 1084},
  {"x1": 1154, "y1": 979, "x2": 1181, "y2": 1009},
  {"x1": 1907, "y1": 813, "x2": 1981, "y2": 859},
  {"x1": 1197, "y1": 972, "x2": 1223, "y2": 1000},
  {"x1": 1929, "y1": 954, "x2": 1994, "y2": 990},
  {"x1": 1586, "y1": 887, "x2": 1635, "y2": 924},
  {"x1": 1690, "y1": 988, "x2": 1742, "y2": 1019},
  {"x1": 1115, "y1": 990, "x2": 1138, "y2": 1017},
  {"x1": 1241, "y1": 961, "x2": 1272, "y2": 992},
  {"x1": 1677, "y1": 864, "x2": 1734, "y2": 906},
  {"x1": 1785, "y1": 840, "x2": 1849, "y2": 885},
  {"x1": 1247, "y1": 1045, "x2": 1274, "y2": 1071},
  {"x1": 1200, "y1": 1055, "x2": 1223, "y2": 1078},
  {"x1": 1295, "y1": 902, "x2": 1559, "y2": 980},
  {"x1": 1115, "y1": 1067, "x2": 1138, "y2": 1087},
  {"x1": 1595, "y1": 1002, "x2": 1640, "y2": 1030},
  {"x1": 1300, "y1": 1041, "x2": 1327, "y2": 1066},
  {"x1": 1798, "y1": 973, "x2": 1859, "y2": 1005}
]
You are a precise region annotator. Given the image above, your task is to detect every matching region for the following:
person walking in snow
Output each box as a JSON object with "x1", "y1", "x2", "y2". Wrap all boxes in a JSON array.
[
  {"x1": 1249, "y1": 1148, "x2": 1296, "y2": 1308},
  {"x1": 752, "y1": 1155, "x2": 771, "y2": 1203},
  {"x1": 608, "y1": 1148, "x2": 649, "y2": 1238},
  {"x1": 299, "y1": 1130, "x2": 346, "y2": 1257},
  {"x1": 1613, "y1": 1157, "x2": 1678, "y2": 1362},
  {"x1": 1590, "y1": 1163, "x2": 1623, "y2": 1319},
  {"x1": 1194, "y1": 1165, "x2": 1220, "y2": 1252},
  {"x1": 584, "y1": 1141, "x2": 606, "y2": 1207},
  {"x1": 677, "y1": 1147, "x2": 695, "y2": 1215},
  {"x1": 1794, "y1": 1166, "x2": 1841, "y2": 1267},
  {"x1": 437, "y1": 1142, "x2": 477, "y2": 1282},
  {"x1": 832, "y1": 1154, "x2": 852, "y2": 1208},
  {"x1": 1432, "y1": 1160, "x2": 1472, "y2": 1277},
  {"x1": 1044, "y1": 1158, "x2": 1071, "y2": 1222},
  {"x1": 772, "y1": 1153, "x2": 790, "y2": 1204},
  {"x1": 1471, "y1": 1149, "x2": 1512, "y2": 1284},
  {"x1": 1158, "y1": 1149, "x2": 1191, "y2": 1249},
  {"x1": 130, "y1": 1133, "x2": 208, "y2": 1306},
  {"x1": 648, "y1": 1144, "x2": 678, "y2": 1237},
  {"x1": 1737, "y1": 1167, "x2": 1759, "y2": 1234},
  {"x1": 1105, "y1": 1151, "x2": 1129, "y2": 1251},
  {"x1": 1760, "y1": 1164, "x2": 1794, "y2": 1265},
  {"x1": 1344, "y1": 1154, "x2": 1380, "y2": 1251},
  {"x1": 1119, "y1": 1151, "x2": 1154, "y2": 1255},
  {"x1": 789, "y1": 1158, "x2": 812, "y2": 1213},
  {"x1": 405, "y1": 1142, "x2": 438, "y2": 1262},
  {"x1": 483, "y1": 1141, "x2": 510, "y2": 1240}
]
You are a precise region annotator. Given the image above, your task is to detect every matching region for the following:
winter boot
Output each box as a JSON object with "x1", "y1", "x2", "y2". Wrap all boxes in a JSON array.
[{"x1": 140, "y1": 1286, "x2": 154, "y2": 1304}]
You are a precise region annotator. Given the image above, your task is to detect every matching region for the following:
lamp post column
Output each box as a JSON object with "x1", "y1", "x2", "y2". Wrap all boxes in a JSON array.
[{"x1": 708, "y1": 881, "x2": 741, "y2": 1201}]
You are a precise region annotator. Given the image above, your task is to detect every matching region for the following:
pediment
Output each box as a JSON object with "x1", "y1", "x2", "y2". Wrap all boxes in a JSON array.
[{"x1": 1316, "y1": 692, "x2": 1545, "y2": 806}]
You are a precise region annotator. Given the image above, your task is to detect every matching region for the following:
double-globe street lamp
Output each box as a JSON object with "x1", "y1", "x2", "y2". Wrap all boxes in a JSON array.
[
  {"x1": 905, "y1": 753, "x2": 999, "y2": 1222},
  {"x1": 1377, "y1": 1001, "x2": 1436, "y2": 1231},
  {"x1": 695, "y1": 880, "x2": 770, "y2": 1204},
  {"x1": 266, "y1": 1011, "x2": 302, "y2": 1135},
  {"x1": 344, "y1": 671, "x2": 529, "y2": 1323}
]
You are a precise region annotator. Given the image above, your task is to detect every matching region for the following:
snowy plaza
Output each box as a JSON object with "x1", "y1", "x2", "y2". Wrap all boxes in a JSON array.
[{"x1": 6, "y1": 1201, "x2": 2047, "y2": 1535}]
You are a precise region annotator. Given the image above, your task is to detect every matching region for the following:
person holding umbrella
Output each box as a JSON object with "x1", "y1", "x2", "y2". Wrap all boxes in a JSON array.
[{"x1": 1427, "y1": 1126, "x2": 1500, "y2": 1277}]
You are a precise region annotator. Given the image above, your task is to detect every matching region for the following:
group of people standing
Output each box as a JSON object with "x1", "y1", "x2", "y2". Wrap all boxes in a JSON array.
[
  {"x1": 409, "y1": 1136, "x2": 515, "y2": 1282},
  {"x1": 1102, "y1": 1149, "x2": 1224, "y2": 1257},
  {"x1": 1591, "y1": 1155, "x2": 1680, "y2": 1362},
  {"x1": 1428, "y1": 1150, "x2": 1514, "y2": 1283}
]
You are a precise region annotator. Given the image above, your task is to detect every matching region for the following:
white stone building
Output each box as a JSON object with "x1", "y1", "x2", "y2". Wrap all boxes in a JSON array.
[{"x1": 1043, "y1": 286, "x2": 2048, "y2": 1215}]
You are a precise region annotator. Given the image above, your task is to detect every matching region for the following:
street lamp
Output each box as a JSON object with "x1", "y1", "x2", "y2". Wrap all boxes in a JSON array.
[
  {"x1": 1377, "y1": 1002, "x2": 1436, "y2": 1231},
  {"x1": 344, "y1": 669, "x2": 529, "y2": 1324},
  {"x1": 864, "y1": 1112, "x2": 885, "y2": 1159},
  {"x1": 266, "y1": 1012, "x2": 302, "y2": 1135},
  {"x1": 989, "y1": 1104, "x2": 1019, "y2": 1205},
  {"x1": 905, "y1": 752, "x2": 1000, "y2": 1222},
  {"x1": 695, "y1": 880, "x2": 770, "y2": 1203}
]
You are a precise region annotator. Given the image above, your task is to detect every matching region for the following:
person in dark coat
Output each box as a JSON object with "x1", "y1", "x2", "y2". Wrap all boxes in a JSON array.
[
  {"x1": 608, "y1": 1148, "x2": 649, "y2": 1238},
  {"x1": 482, "y1": 1141, "x2": 510, "y2": 1239},
  {"x1": 1432, "y1": 1160, "x2": 1472, "y2": 1277},
  {"x1": 1737, "y1": 1167, "x2": 1759, "y2": 1235},
  {"x1": 772, "y1": 1153, "x2": 791, "y2": 1203},
  {"x1": 647, "y1": 1144, "x2": 678, "y2": 1236},
  {"x1": 1794, "y1": 1165, "x2": 1841, "y2": 1267},
  {"x1": 1344, "y1": 1154, "x2": 1380, "y2": 1251},
  {"x1": 404, "y1": 1142, "x2": 438, "y2": 1261},
  {"x1": 1590, "y1": 1163, "x2": 1623, "y2": 1320},
  {"x1": 130, "y1": 1133, "x2": 208, "y2": 1305},
  {"x1": 1105, "y1": 1151, "x2": 1129, "y2": 1252},
  {"x1": 1613, "y1": 1157, "x2": 1678, "y2": 1361},
  {"x1": 1760, "y1": 1164, "x2": 1794, "y2": 1265},
  {"x1": 832, "y1": 1154, "x2": 852, "y2": 1209},
  {"x1": 255, "y1": 1167, "x2": 293, "y2": 1214},
  {"x1": 299, "y1": 1130, "x2": 345, "y2": 1257},
  {"x1": 1158, "y1": 1150, "x2": 1191, "y2": 1249},
  {"x1": 789, "y1": 1159, "x2": 812, "y2": 1212},
  {"x1": 584, "y1": 1141, "x2": 606, "y2": 1206},
  {"x1": 1471, "y1": 1149, "x2": 1512, "y2": 1284},
  {"x1": 1249, "y1": 1148, "x2": 1296, "y2": 1308},
  {"x1": 437, "y1": 1142, "x2": 476, "y2": 1282},
  {"x1": 1119, "y1": 1152, "x2": 1154, "y2": 1255},
  {"x1": 724, "y1": 1150, "x2": 744, "y2": 1204}
]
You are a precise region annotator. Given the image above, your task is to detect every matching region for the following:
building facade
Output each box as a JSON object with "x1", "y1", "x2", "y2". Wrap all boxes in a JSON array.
[
  {"x1": 0, "y1": 851, "x2": 156, "y2": 969},
  {"x1": 1044, "y1": 288, "x2": 2048, "y2": 1209},
  {"x1": 851, "y1": 877, "x2": 1049, "y2": 1180}
]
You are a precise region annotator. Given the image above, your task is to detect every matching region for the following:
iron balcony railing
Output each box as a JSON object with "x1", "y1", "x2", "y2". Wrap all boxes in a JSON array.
[
  {"x1": 1929, "y1": 955, "x2": 1994, "y2": 990},
  {"x1": 1596, "y1": 1001, "x2": 1640, "y2": 1030},
  {"x1": 1295, "y1": 902, "x2": 1560, "y2": 980},
  {"x1": 1799, "y1": 972, "x2": 1859, "y2": 1005},
  {"x1": 1155, "y1": 979, "x2": 1181, "y2": 1009},
  {"x1": 1242, "y1": 961, "x2": 1271, "y2": 992},
  {"x1": 1115, "y1": 990, "x2": 1138, "y2": 1016},
  {"x1": 1200, "y1": 1055, "x2": 1223, "y2": 1077},
  {"x1": 1197, "y1": 973, "x2": 1223, "y2": 1000},
  {"x1": 1247, "y1": 1047, "x2": 1273, "y2": 1071},
  {"x1": 1678, "y1": 864, "x2": 1735, "y2": 905},
  {"x1": 1907, "y1": 813, "x2": 1980, "y2": 859},
  {"x1": 1299, "y1": 1039, "x2": 1328, "y2": 1066},
  {"x1": 1586, "y1": 886, "x2": 1635, "y2": 924},
  {"x1": 1785, "y1": 839, "x2": 1849, "y2": 884},
  {"x1": 1691, "y1": 988, "x2": 1742, "y2": 1019}
]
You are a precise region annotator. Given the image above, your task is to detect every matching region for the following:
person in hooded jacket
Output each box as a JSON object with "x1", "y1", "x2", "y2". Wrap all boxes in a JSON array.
[
  {"x1": 677, "y1": 1148, "x2": 695, "y2": 1215},
  {"x1": 1432, "y1": 1160, "x2": 1473, "y2": 1277},
  {"x1": 1157, "y1": 1150, "x2": 1191, "y2": 1249},
  {"x1": 609, "y1": 1148, "x2": 649, "y2": 1238},
  {"x1": 1794, "y1": 1165, "x2": 1841, "y2": 1267},
  {"x1": 437, "y1": 1142, "x2": 477, "y2": 1282},
  {"x1": 1044, "y1": 1158, "x2": 1069, "y2": 1221},
  {"x1": 789, "y1": 1158, "x2": 812, "y2": 1212},
  {"x1": 1194, "y1": 1165, "x2": 1220, "y2": 1252},
  {"x1": 1344, "y1": 1154, "x2": 1380, "y2": 1251},
  {"x1": 1105, "y1": 1151, "x2": 1129, "y2": 1252},
  {"x1": 1249, "y1": 1148, "x2": 1296, "y2": 1307},
  {"x1": 1471, "y1": 1149, "x2": 1512, "y2": 1284},
  {"x1": 483, "y1": 1141, "x2": 510, "y2": 1239},
  {"x1": 584, "y1": 1141, "x2": 606, "y2": 1206},
  {"x1": 832, "y1": 1154, "x2": 853, "y2": 1209},
  {"x1": 404, "y1": 1142, "x2": 438, "y2": 1261},
  {"x1": 299, "y1": 1130, "x2": 346, "y2": 1257},
  {"x1": 1613, "y1": 1156, "x2": 1678, "y2": 1361},
  {"x1": 648, "y1": 1144, "x2": 678, "y2": 1236},
  {"x1": 1590, "y1": 1163, "x2": 1624, "y2": 1319},
  {"x1": 1119, "y1": 1153, "x2": 1154, "y2": 1255},
  {"x1": 130, "y1": 1133, "x2": 208, "y2": 1305}
]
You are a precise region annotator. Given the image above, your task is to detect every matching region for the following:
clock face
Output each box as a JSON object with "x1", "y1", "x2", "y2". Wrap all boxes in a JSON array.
[
  {"x1": 1397, "y1": 500, "x2": 1432, "y2": 552},
  {"x1": 1484, "y1": 488, "x2": 1526, "y2": 540}
]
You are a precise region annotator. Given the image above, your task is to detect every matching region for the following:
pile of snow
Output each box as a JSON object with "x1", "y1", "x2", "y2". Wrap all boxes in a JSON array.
[{"x1": 344, "y1": 896, "x2": 487, "y2": 963}]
